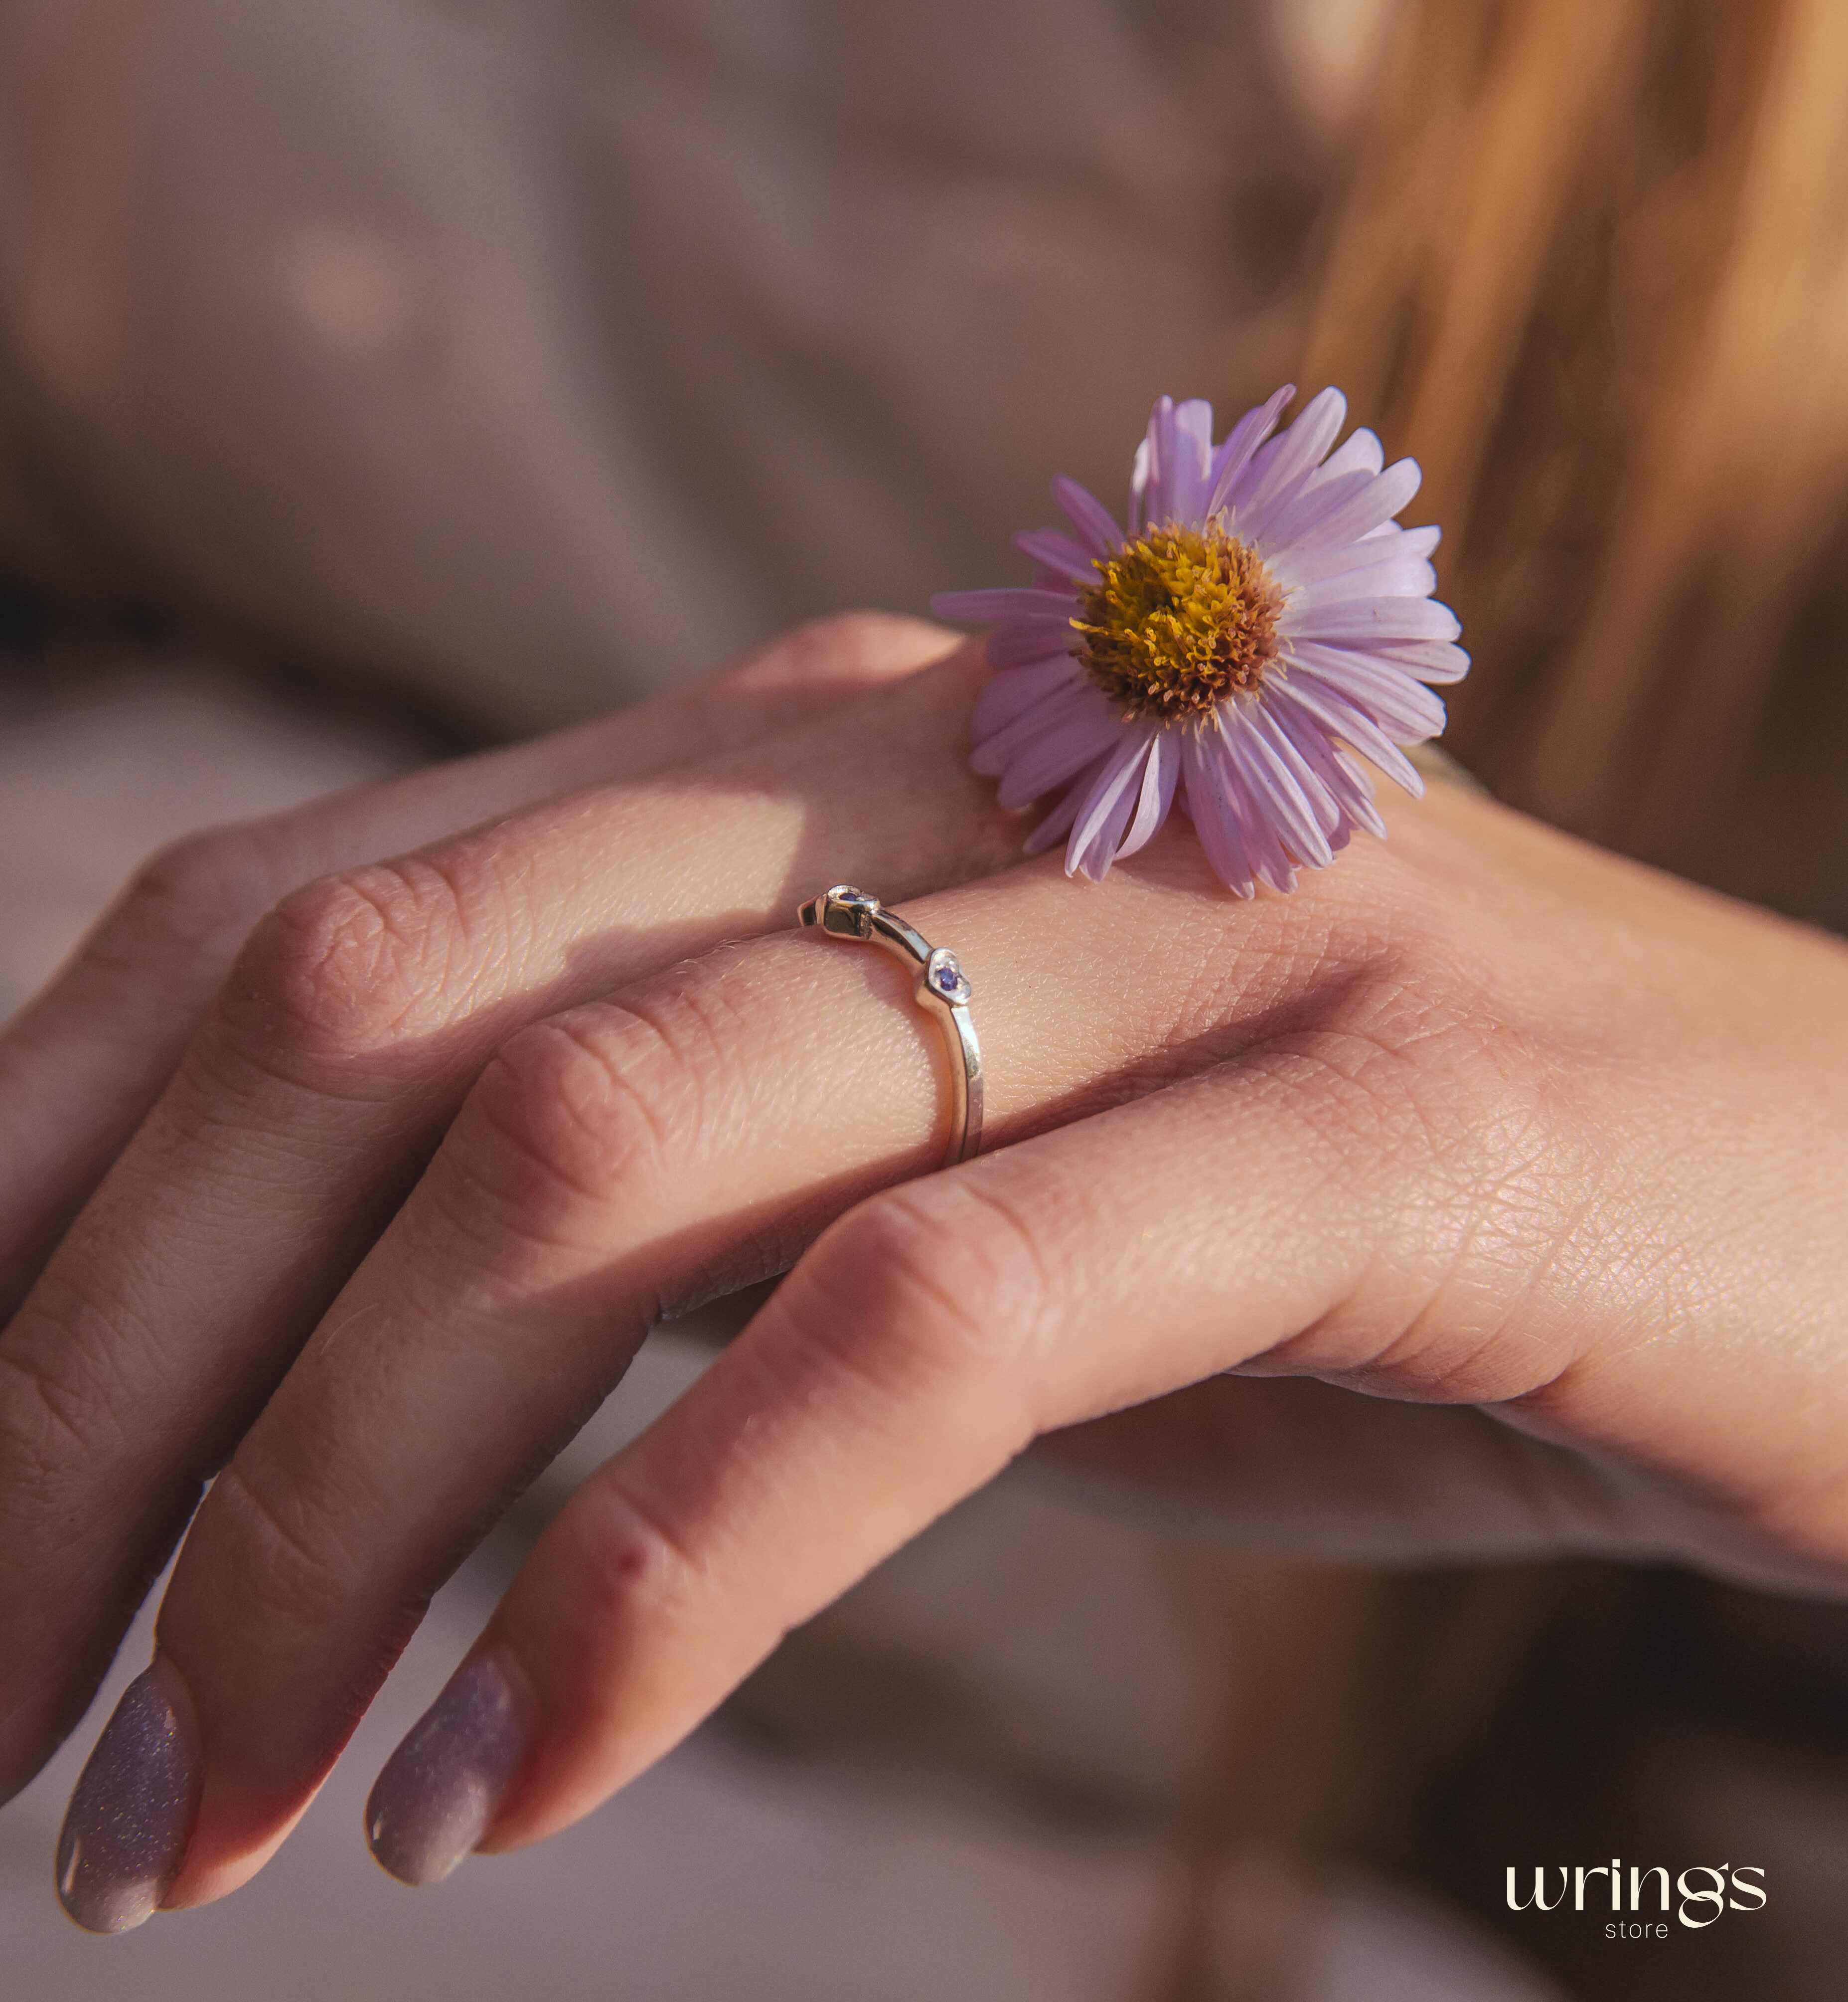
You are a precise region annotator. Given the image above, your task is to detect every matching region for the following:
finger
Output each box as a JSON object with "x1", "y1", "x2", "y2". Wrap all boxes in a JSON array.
[
  {"x1": 349, "y1": 775, "x2": 1848, "y2": 1876},
  {"x1": 370, "y1": 1022, "x2": 1443, "y2": 1881},
  {"x1": 0, "y1": 611, "x2": 954, "y2": 1320},
  {"x1": 315, "y1": 798, "x2": 1848, "y2": 1882},
  {"x1": 116, "y1": 816, "x2": 1434, "y2": 1913},
  {"x1": 0, "y1": 619, "x2": 971, "y2": 1805}
]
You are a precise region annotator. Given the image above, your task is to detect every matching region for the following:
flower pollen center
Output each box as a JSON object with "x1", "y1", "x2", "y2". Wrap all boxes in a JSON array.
[{"x1": 1073, "y1": 520, "x2": 1283, "y2": 722}]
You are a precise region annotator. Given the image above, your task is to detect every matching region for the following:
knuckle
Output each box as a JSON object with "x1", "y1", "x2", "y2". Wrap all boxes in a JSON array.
[
  {"x1": 788, "y1": 1179, "x2": 1055, "y2": 1400},
  {"x1": 743, "y1": 611, "x2": 953, "y2": 688},
  {"x1": 451, "y1": 1002, "x2": 690, "y2": 1230},
  {"x1": 447, "y1": 965, "x2": 745, "y2": 1243},
  {"x1": 0, "y1": 1344, "x2": 98, "y2": 1482},
  {"x1": 199, "y1": 1457, "x2": 366, "y2": 1627},
  {"x1": 0, "y1": 1276, "x2": 155, "y2": 1479},
  {"x1": 212, "y1": 859, "x2": 466, "y2": 1076},
  {"x1": 783, "y1": 611, "x2": 885, "y2": 672}
]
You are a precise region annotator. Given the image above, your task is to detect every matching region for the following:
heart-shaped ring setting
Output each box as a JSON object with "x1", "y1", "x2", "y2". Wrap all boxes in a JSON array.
[{"x1": 923, "y1": 948, "x2": 972, "y2": 1007}]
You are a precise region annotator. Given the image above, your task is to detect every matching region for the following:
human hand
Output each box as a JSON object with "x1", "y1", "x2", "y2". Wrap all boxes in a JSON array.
[{"x1": 5, "y1": 613, "x2": 1848, "y2": 1933}]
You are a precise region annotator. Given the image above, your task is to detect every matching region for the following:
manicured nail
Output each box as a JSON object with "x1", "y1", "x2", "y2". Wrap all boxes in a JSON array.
[
  {"x1": 366, "y1": 1652, "x2": 530, "y2": 1887},
  {"x1": 55, "y1": 1660, "x2": 198, "y2": 1934}
]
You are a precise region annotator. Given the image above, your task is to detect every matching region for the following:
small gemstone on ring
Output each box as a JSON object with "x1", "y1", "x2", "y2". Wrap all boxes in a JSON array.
[{"x1": 930, "y1": 955, "x2": 964, "y2": 995}]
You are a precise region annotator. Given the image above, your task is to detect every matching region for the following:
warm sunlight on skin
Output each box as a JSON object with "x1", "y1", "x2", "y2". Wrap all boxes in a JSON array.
[{"x1": 0, "y1": 613, "x2": 1845, "y2": 1933}]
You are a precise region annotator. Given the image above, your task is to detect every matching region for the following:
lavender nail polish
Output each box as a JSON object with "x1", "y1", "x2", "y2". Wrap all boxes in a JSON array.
[
  {"x1": 55, "y1": 1664, "x2": 197, "y2": 1935},
  {"x1": 366, "y1": 1653, "x2": 529, "y2": 1887}
]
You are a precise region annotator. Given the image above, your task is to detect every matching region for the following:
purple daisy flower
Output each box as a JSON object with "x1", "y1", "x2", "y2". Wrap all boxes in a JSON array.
[{"x1": 932, "y1": 388, "x2": 1469, "y2": 896}]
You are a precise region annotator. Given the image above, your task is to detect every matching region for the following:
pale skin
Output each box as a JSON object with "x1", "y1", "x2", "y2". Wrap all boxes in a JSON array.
[{"x1": 3, "y1": 611, "x2": 1848, "y2": 1921}]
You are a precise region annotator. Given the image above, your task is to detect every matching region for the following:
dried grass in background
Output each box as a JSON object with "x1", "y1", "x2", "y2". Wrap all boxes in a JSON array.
[{"x1": 1268, "y1": 0, "x2": 1848, "y2": 917}]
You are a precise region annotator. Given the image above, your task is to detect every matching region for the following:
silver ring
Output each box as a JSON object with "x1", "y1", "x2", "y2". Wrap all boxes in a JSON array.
[{"x1": 797, "y1": 885, "x2": 984, "y2": 1170}]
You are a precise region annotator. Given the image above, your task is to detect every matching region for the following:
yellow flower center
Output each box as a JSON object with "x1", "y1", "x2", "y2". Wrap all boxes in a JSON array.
[{"x1": 1073, "y1": 521, "x2": 1284, "y2": 722}]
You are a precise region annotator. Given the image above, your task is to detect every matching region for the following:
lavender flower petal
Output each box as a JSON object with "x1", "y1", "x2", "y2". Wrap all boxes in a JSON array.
[
  {"x1": 1228, "y1": 702, "x2": 1333, "y2": 868},
  {"x1": 1277, "y1": 673, "x2": 1428, "y2": 798},
  {"x1": 1266, "y1": 458, "x2": 1423, "y2": 564},
  {"x1": 1284, "y1": 644, "x2": 1449, "y2": 739},
  {"x1": 1114, "y1": 727, "x2": 1181, "y2": 861},
  {"x1": 1023, "y1": 769, "x2": 1093, "y2": 855},
  {"x1": 1066, "y1": 727, "x2": 1159, "y2": 879},
  {"x1": 1142, "y1": 399, "x2": 1173, "y2": 524},
  {"x1": 931, "y1": 587, "x2": 1076, "y2": 624},
  {"x1": 1128, "y1": 436, "x2": 1152, "y2": 537},
  {"x1": 1254, "y1": 469, "x2": 1380, "y2": 556},
  {"x1": 1301, "y1": 426, "x2": 1385, "y2": 490},
  {"x1": 1231, "y1": 387, "x2": 1348, "y2": 525},
  {"x1": 994, "y1": 701, "x2": 1124, "y2": 809},
  {"x1": 1055, "y1": 477, "x2": 1124, "y2": 558},
  {"x1": 1249, "y1": 698, "x2": 1341, "y2": 838},
  {"x1": 1272, "y1": 697, "x2": 1379, "y2": 843},
  {"x1": 1014, "y1": 528, "x2": 1099, "y2": 585},
  {"x1": 1277, "y1": 524, "x2": 1425, "y2": 588},
  {"x1": 1205, "y1": 384, "x2": 1295, "y2": 517},
  {"x1": 1223, "y1": 728, "x2": 1299, "y2": 893},
  {"x1": 1372, "y1": 638, "x2": 1472, "y2": 683},
  {"x1": 1289, "y1": 596, "x2": 1462, "y2": 646},
  {"x1": 973, "y1": 670, "x2": 1111, "y2": 775},
  {"x1": 988, "y1": 616, "x2": 1081, "y2": 667},
  {"x1": 1166, "y1": 399, "x2": 1215, "y2": 523},
  {"x1": 1179, "y1": 731, "x2": 1257, "y2": 898},
  {"x1": 1283, "y1": 555, "x2": 1438, "y2": 609},
  {"x1": 941, "y1": 384, "x2": 1469, "y2": 897},
  {"x1": 970, "y1": 655, "x2": 1086, "y2": 747}
]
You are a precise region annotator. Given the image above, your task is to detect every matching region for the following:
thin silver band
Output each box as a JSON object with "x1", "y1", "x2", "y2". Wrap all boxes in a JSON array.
[{"x1": 797, "y1": 885, "x2": 984, "y2": 1169}]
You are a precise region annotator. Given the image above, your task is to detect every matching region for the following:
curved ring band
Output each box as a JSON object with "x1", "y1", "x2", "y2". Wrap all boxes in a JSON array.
[{"x1": 797, "y1": 885, "x2": 984, "y2": 1170}]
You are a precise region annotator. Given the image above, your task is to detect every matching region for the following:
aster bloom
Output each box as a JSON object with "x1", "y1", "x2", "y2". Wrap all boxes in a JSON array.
[{"x1": 931, "y1": 388, "x2": 1469, "y2": 896}]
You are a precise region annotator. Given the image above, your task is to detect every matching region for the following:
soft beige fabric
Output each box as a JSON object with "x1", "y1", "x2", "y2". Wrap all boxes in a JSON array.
[{"x1": 0, "y1": 0, "x2": 1382, "y2": 729}]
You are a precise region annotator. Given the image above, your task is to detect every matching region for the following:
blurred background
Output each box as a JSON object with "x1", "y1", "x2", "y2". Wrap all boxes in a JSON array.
[{"x1": 3, "y1": 0, "x2": 1848, "y2": 1995}]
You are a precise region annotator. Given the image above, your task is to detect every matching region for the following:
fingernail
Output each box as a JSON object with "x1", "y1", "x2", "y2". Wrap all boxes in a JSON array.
[
  {"x1": 366, "y1": 1652, "x2": 530, "y2": 1887},
  {"x1": 55, "y1": 1660, "x2": 198, "y2": 1934}
]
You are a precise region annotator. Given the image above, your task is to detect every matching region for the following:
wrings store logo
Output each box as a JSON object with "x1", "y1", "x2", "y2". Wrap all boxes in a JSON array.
[{"x1": 1507, "y1": 1862, "x2": 1766, "y2": 1938}]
